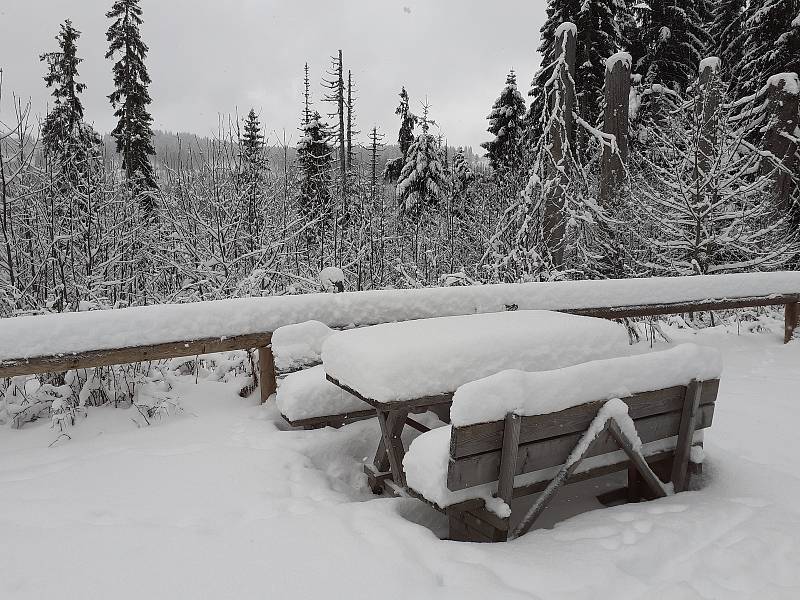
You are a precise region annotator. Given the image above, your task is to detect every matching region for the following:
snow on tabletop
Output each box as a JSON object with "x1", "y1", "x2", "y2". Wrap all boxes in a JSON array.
[
  {"x1": 276, "y1": 365, "x2": 370, "y2": 422},
  {"x1": 271, "y1": 320, "x2": 334, "y2": 372},
  {"x1": 605, "y1": 51, "x2": 632, "y2": 72},
  {"x1": 0, "y1": 271, "x2": 797, "y2": 363},
  {"x1": 321, "y1": 311, "x2": 629, "y2": 404},
  {"x1": 451, "y1": 344, "x2": 721, "y2": 427}
]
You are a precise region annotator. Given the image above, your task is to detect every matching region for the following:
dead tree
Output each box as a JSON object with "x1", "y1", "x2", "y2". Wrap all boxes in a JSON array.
[{"x1": 600, "y1": 52, "x2": 631, "y2": 204}]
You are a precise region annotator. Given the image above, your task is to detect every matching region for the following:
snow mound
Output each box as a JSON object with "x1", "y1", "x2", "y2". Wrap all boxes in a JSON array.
[
  {"x1": 276, "y1": 365, "x2": 370, "y2": 422},
  {"x1": 272, "y1": 320, "x2": 334, "y2": 372},
  {"x1": 319, "y1": 267, "x2": 345, "y2": 293},
  {"x1": 322, "y1": 310, "x2": 629, "y2": 403},
  {"x1": 451, "y1": 344, "x2": 722, "y2": 426}
]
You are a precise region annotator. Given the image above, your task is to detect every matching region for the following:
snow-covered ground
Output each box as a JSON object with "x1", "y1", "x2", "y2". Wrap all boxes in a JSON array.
[{"x1": 1, "y1": 318, "x2": 799, "y2": 599}]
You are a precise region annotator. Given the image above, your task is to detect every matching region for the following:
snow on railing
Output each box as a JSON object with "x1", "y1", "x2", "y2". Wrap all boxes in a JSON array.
[{"x1": 0, "y1": 271, "x2": 798, "y2": 399}]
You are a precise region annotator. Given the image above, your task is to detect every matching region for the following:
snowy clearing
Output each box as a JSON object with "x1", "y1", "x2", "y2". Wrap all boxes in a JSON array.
[{"x1": 1, "y1": 319, "x2": 800, "y2": 599}]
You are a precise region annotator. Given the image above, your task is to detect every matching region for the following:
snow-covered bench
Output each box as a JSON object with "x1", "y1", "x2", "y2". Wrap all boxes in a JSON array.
[
  {"x1": 273, "y1": 321, "x2": 373, "y2": 429},
  {"x1": 402, "y1": 344, "x2": 722, "y2": 542},
  {"x1": 322, "y1": 310, "x2": 631, "y2": 491}
]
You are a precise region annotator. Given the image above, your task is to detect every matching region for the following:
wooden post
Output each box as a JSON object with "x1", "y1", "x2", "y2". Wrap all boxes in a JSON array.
[
  {"x1": 600, "y1": 52, "x2": 631, "y2": 204},
  {"x1": 763, "y1": 73, "x2": 799, "y2": 216},
  {"x1": 258, "y1": 343, "x2": 276, "y2": 403},
  {"x1": 786, "y1": 302, "x2": 799, "y2": 344},
  {"x1": 543, "y1": 21, "x2": 576, "y2": 270}
]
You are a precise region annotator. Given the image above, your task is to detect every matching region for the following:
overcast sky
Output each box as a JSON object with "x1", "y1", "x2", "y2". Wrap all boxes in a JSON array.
[{"x1": 0, "y1": 1, "x2": 546, "y2": 151}]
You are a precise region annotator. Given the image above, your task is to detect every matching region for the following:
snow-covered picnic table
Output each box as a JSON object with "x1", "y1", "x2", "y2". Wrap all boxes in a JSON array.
[{"x1": 321, "y1": 310, "x2": 630, "y2": 491}]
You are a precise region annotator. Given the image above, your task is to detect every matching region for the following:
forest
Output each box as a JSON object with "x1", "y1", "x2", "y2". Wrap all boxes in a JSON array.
[{"x1": 0, "y1": 0, "x2": 798, "y2": 318}]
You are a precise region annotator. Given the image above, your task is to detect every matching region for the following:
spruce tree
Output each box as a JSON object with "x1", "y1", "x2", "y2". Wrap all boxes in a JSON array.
[
  {"x1": 40, "y1": 20, "x2": 101, "y2": 189},
  {"x1": 636, "y1": 0, "x2": 711, "y2": 95},
  {"x1": 709, "y1": 0, "x2": 747, "y2": 87},
  {"x1": 239, "y1": 109, "x2": 267, "y2": 256},
  {"x1": 384, "y1": 87, "x2": 418, "y2": 183},
  {"x1": 733, "y1": 0, "x2": 800, "y2": 98},
  {"x1": 481, "y1": 71, "x2": 526, "y2": 176},
  {"x1": 396, "y1": 103, "x2": 445, "y2": 220},
  {"x1": 297, "y1": 111, "x2": 334, "y2": 231},
  {"x1": 106, "y1": 0, "x2": 158, "y2": 210}
]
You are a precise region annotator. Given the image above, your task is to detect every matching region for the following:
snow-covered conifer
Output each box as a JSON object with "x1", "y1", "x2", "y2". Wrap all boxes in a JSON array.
[
  {"x1": 106, "y1": 0, "x2": 158, "y2": 211},
  {"x1": 732, "y1": 0, "x2": 800, "y2": 98},
  {"x1": 39, "y1": 20, "x2": 101, "y2": 188},
  {"x1": 635, "y1": 0, "x2": 711, "y2": 94},
  {"x1": 385, "y1": 87, "x2": 418, "y2": 183},
  {"x1": 633, "y1": 64, "x2": 799, "y2": 275},
  {"x1": 297, "y1": 111, "x2": 334, "y2": 230},
  {"x1": 481, "y1": 71, "x2": 526, "y2": 176},
  {"x1": 709, "y1": 0, "x2": 747, "y2": 87},
  {"x1": 396, "y1": 103, "x2": 445, "y2": 220}
]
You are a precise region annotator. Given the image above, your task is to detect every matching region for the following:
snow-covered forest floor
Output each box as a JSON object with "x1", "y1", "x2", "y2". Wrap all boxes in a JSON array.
[{"x1": 1, "y1": 318, "x2": 799, "y2": 599}]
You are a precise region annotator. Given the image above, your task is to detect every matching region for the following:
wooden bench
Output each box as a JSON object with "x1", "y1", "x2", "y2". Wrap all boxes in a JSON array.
[
  {"x1": 323, "y1": 310, "x2": 631, "y2": 491},
  {"x1": 402, "y1": 345, "x2": 721, "y2": 542}
]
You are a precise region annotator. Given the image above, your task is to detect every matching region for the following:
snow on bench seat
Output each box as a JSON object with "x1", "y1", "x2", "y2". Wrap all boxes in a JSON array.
[
  {"x1": 276, "y1": 365, "x2": 370, "y2": 423},
  {"x1": 321, "y1": 310, "x2": 629, "y2": 404},
  {"x1": 403, "y1": 344, "x2": 722, "y2": 510},
  {"x1": 272, "y1": 320, "x2": 334, "y2": 373}
]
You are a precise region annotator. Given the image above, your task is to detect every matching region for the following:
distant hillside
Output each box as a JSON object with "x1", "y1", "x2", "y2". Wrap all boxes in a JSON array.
[{"x1": 102, "y1": 130, "x2": 483, "y2": 173}]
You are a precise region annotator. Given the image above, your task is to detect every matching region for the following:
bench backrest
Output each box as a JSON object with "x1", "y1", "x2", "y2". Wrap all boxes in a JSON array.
[{"x1": 446, "y1": 379, "x2": 720, "y2": 491}]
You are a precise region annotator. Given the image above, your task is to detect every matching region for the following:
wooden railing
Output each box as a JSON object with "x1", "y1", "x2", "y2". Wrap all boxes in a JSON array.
[{"x1": 0, "y1": 273, "x2": 798, "y2": 403}]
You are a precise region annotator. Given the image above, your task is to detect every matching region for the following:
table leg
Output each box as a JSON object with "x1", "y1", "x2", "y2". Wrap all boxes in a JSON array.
[{"x1": 376, "y1": 409, "x2": 409, "y2": 488}]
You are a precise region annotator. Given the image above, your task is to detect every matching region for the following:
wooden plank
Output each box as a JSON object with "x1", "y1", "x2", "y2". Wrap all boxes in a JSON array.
[
  {"x1": 564, "y1": 294, "x2": 800, "y2": 320},
  {"x1": 497, "y1": 413, "x2": 522, "y2": 504},
  {"x1": 281, "y1": 408, "x2": 376, "y2": 430},
  {"x1": 671, "y1": 380, "x2": 703, "y2": 492},
  {"x1": 448, "y1": 404, "x2": 715, "y2": 491},
  {"x1": 607, "y1": 420, "x2": 668, "y2": 498},
  {"x1": 0, "y1": 332, "x2": 274, "y2": 378},
  {"x1": 504, "y1": 448, "x2": 682, "y2": 500},
  {"x1": 786, "y1": 302, "x2": 799, "y2": 344},
  {"x1": 450, "y1": 382, "x2": 719, "y2": 458}
]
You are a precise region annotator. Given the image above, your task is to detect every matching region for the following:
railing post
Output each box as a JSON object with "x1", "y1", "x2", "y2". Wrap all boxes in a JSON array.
[
  {"x1": 258, "y1": 339, "x2": 277, "y2": 403},
  {"x1": 785, "y1": 303, "x2": 799, "y2": 344}
]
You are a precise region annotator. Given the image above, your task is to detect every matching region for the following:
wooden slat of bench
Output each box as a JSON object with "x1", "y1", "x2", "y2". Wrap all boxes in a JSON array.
[
  {"x1": 447, "y1": 404, "x2": 714, "y2": 490},
  {"x1": 449, "y1": 380, "x2": 719, "y2": 459}
]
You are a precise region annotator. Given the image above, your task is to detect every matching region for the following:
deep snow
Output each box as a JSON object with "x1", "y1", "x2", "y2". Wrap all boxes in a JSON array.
[{"x1": 1, "y1": 318, "x2": 800, "y2": 599}]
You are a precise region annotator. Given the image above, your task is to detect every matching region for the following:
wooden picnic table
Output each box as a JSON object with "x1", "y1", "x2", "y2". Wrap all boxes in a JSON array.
[{"x1": 321, "y1": 310, "x2": 632, "y2": 494}]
